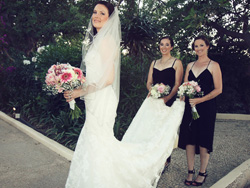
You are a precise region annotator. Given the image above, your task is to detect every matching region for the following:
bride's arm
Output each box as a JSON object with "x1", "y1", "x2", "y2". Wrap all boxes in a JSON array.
[
  {"x1": 64, "y1": 37, "x2": 116, "y2": 102},
  {"x1": 64, "y1": 65, "x2": 115, "y2": 102}
]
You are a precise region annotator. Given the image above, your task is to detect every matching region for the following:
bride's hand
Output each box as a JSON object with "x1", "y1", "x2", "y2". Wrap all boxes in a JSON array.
[
  {"x1": 64, "y1": 90, "x2": 74, "y2": 102},
  {"x1": 64, "y1": 89, "x2": 81, "y2": 102}
]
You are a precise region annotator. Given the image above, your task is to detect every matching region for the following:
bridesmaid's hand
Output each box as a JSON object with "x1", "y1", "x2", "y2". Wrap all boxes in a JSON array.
[
  {"x1": 147, "y1": 90, "x2": 151, "y2": 98},
  {"x1": 189, "y1": 98, "x2": 203, "y2": 107},
  {"x1": 180, "y1": 96, "x2": 185, "y2": 101},
  {"x1": 162, "y1": 96, "x2": 170, "y2": 103}
]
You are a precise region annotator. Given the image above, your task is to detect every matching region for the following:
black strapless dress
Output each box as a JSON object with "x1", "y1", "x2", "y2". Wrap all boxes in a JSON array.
[
  {"x1": 153, "y1": 59, "x2": 177, "y2": 107},
  {"x1": 178, "y1": 62, "x2": 216, "y2": 154}
]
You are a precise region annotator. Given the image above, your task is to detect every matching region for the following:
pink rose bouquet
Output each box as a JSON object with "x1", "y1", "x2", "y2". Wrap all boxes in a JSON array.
[
  {"x1": 44, "y1": 63, "x2": 86, "y2": 119},
  {"x1": 150, "y1": 83, "x2": 171, "y2": 99},
  {"x1": 178, "y1": 81, "x2": 204, "y2": 120}
]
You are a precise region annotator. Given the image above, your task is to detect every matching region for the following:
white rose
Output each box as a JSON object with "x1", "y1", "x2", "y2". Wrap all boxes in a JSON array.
[
  {"x1": 122, "y1": 49, "x2": 129, "y2": 55},
  {"x1": 151, "y1": 89, "x2": 158, "y2": 98},
  {"x1": 23, "y1": 60, "x2": 31, "y2": 65},
  {"x1": 32, "y1": 57, "x2": 37, "y2": 62},
  {"x1": 37, "y1": 46, "x2": 46, "y2": 54}
]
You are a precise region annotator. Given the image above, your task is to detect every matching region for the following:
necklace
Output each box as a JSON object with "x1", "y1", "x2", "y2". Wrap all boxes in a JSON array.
[
  {"x1": 160, "y1": 56, "x2": 172, "y2": 64},
  {"x1": 197, "y1": 58, "x2": 210, "y2": 64}
]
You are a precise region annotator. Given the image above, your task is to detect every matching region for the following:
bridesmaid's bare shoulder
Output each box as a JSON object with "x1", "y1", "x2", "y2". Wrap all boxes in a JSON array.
[{"x1": 186, "y1": 61, "x2": 195, "y2": 71}]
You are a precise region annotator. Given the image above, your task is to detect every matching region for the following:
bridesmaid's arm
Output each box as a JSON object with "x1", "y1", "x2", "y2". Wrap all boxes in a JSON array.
[
  {"x1": 163, "y1": 59, "x2": 183, "y2": 103},
  {"x1": 184, "y1": 62, "x2": 193, "y2": 82},
  {"x1": 190, "y1": 61, "x2": 222, "y2": 107},
  {"x1": 180, "y1": 62, "x2": 193, "y2": 101}
]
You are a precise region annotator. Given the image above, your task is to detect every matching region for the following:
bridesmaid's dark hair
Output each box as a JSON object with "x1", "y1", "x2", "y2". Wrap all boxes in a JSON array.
[
  {"x1": 192, "y1": 35, "x2": 210, "y2": 50},
  {"x1": 159, "y1": 36, "x2": 174, "y2": 47},
  {"x1": 92, "y1": 1, "x2": 115, "y2": 35}
]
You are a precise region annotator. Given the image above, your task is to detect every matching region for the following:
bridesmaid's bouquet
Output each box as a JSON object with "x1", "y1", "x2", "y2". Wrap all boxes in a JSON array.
[
  {"x1": 178, "y1": 81, "x2": 203, "y2": 120},
  {"x1": 43, "y1": 63, "x2": 86, "y2": 119},
  {"x1": 150, "y1": 83, "x2": 171, "y2": 99}
]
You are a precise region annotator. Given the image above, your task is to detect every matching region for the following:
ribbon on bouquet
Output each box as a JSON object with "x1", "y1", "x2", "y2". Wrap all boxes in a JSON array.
[
  {"x1": 191, "y1": 106, "x2": 200, "y2": 120},
  {"x1": 191, "y1": 106, "x2": 197, "y2": 113},
  {"x1": 69, "y1": 100, "x2": 76, "y2": 110},
  {"x1": 68, "y1": 99, "x2": 82, "y2": 119}
]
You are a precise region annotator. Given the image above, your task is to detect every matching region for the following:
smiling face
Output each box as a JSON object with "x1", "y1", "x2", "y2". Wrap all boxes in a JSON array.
[
  {"x1": 159, "y1": 38, "x2": 173, "y2": 55},
  {"x1": 194, "y1": 39, "x2": 209, "y2": 57},
  {"x1": 92, "y1": 4, "x2": 109, "y2": 33}
]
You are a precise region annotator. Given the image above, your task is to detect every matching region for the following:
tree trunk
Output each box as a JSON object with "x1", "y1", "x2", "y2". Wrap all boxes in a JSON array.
[{"x1": 3, "y1": 48, "x2": 15, "y2": 62}]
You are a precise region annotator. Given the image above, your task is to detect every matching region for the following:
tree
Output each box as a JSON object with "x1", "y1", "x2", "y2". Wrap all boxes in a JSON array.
[
  {"x1": 159, "y1": 0, "x2": 250, "y2": 113},
  {"x1": 0, "y1": 0, "x2": 86, "y2": 60},
  {"x1": 160, "y1": 0, "x2": 250, "y2": 55}
]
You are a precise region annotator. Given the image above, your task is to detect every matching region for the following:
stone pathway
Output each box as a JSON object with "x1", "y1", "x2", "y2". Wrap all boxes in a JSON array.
[
  {"x1": 0, "y1": 116, "x2": 249, "y2": 188},
  {"x1": 157, "y1": 119, "x2": 250, "y2": 188}
]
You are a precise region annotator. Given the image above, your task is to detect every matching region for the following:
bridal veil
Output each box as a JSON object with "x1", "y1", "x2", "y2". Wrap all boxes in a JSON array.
[{"x1": 80, "y1": 7, "x2": 121, "y2": 100}]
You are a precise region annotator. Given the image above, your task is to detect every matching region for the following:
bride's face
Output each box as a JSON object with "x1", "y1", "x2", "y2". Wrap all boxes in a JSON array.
[{"x1": 92, "y1": 4, "x2": 109, "y2": 32}]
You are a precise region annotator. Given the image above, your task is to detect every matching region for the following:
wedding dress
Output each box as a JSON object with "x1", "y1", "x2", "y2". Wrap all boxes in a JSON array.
[{"x1": 65, "y1": 7, "x2": 185, "y2": 188}]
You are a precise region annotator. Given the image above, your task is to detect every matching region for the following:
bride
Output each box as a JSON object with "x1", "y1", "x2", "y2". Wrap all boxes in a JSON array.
[{"x1": 64, "y1": 1, "x2": 185, "y2": 188}]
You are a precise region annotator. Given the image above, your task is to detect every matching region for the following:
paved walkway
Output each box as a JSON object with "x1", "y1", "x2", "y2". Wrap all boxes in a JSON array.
[
  {"x1": 0, "y1": 113, "x2": 249, "y2": 188},
  {"x1": 158, "y1": 119, "x2": 250, "y2": 188},
  {"x1": 0, "y1": 119, "x2": 70, "y2": 188}
]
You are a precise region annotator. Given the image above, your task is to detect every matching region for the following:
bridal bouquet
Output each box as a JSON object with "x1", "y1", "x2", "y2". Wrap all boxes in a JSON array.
[
  {"x1": 44, "y1": 63, "x2": 86, "y2": 119},
  {"x1": 150, "y1": 83, "x2": 171, "y2": 99},
  {"x1": 178, "y1": 81, "x2": 203, "y2": 120}
]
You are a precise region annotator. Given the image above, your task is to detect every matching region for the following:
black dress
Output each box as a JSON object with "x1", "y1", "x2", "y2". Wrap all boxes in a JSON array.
[
  {"x1": 153, "y1": 59, "x2": 177, "y2": 107},
  {"x1": 153, "y1": 59, "x2": 177, "y2": 163},
  {"x1": 178, "y1": 61, "x2": 216, "y2": 154}
]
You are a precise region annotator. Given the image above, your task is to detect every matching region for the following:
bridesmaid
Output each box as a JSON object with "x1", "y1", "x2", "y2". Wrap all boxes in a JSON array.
[
  {"x1": 147, "y1": 36, "x2": 183, "y2": 173},
  {"x1": 178, "y1": 35, "x2": 222, "y2": 186}
]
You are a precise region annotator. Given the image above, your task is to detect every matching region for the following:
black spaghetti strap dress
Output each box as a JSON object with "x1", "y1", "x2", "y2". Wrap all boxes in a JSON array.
[
  {"x1": 153, "y1": 59, "x2": 177, "y2": 107},
  {"x1": 178, "y1": 60, "x2": 216, "y2": 154},
  {"x1": 153, "y1": 59, "x2": 177, "y2": 163}
]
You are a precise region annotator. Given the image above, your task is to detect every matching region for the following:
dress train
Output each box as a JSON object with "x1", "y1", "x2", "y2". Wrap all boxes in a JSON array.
[{"x1": 65, "y1": 86, "x2": 185, "y2": 188}]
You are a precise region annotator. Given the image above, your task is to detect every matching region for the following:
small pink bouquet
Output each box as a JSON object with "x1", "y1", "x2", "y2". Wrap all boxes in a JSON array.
[
  {"x1": 178, "y1": 81, "x2": 203, "y2": 120},
  {"x1": 150, "y1": 83, "x2": 171, "y2": 99},
  {"x1": 44, "y1": 63, "x2": 86, "y2": 119}
]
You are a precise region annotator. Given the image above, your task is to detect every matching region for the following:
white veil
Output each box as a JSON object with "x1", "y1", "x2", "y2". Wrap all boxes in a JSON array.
[{"x1": 80, "y1": 7, "x2": 121, "y2": 100}]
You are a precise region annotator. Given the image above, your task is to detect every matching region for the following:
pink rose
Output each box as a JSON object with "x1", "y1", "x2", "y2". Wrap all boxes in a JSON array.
[
  {"x1": 158, "y1": 85, "x2": 165, "y2": 93},
  {"x1": 45, "y1": 73, "x2": 56, "y2": 85},
  {"x1": 194, "y1": 85, "x2": 201, "y2": 92},
  {"x1": 190, "y1": 81, "x2": 198, "y2": 87}
]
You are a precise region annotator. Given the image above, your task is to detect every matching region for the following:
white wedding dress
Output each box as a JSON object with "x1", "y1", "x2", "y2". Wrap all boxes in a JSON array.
[
  {"x1": 65, "y1": 7, "x2": 185, "y2": 188},
  {"x1": 65, "y1": 85, "x2": 185, "y2": 188}
]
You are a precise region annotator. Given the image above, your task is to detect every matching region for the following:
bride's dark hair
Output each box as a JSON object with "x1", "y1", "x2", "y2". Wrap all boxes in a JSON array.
[
  {"x1": 96, "y1": 1, "x2": 114, "y2": 16},
  {"x1": 92, "y1": 1, "x2": 114, "y2": 35}
]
